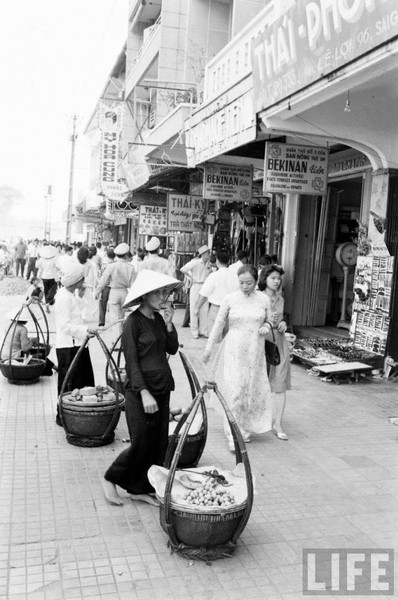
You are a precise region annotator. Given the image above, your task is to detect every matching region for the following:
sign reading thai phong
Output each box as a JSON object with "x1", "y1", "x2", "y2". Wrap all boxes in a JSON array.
[
  {"x1": 264, "y1": 143, "x2": 328, "y2": 195},
  {"x1": 203, "y1": 163, "x2": 252, "y2": 201},
  {"x1": 138, "y1": 204, "x2": 167, "y2": 236},
  {"x1": 167, "y1": 194, "x2": 206, "y2": 232},
  {"x1": 252, "y1": 0, "x2": 398, "y2": 112},
  {"x1": 98, "y1": 102, "x2": 124, "y2": 199}
]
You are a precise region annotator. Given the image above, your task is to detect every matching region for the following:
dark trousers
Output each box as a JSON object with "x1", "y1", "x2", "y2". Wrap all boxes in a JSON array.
[
  {"x1": 26, "y1": 257, "x2": 38, "y2": 280},
  {"x1": 105, "y1": 389, "x2": 170, "y2": 494},
  {"x1": 15, "y1": 258, "x2": 26, "y2": 277},
  {"x1": 98, "y1": 286, "x2": 110, "y2": 325},
  {"x1": 56, "y1": 346, "x2": 95, "y2": 396},
  {"x1": 43, "y1": 279, "x2": 57, "y2": 305}
]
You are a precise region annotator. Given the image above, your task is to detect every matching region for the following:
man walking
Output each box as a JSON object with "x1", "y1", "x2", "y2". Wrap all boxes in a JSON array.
[
  {"x1": 26, "y1": 239, "x2": 40, "y2": 280},
  {"x1": 228, "y1": 249, "x2": 248, "y2": 275},
  {"x1": 14, "y1": 237, "x2": 27, "y2": 277},
  {"x1": 139, "y1": 237, "x2": 169, "y2": 275},
  {"x1": 180, "y1": 245, "x2": 210, "y2": 338},
  {"x1": 194, "y1": 249, "x2": 239, "y2": 334}
]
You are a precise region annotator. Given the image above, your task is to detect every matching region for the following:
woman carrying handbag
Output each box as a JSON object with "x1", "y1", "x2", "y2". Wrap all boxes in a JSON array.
[{"x1": 258, "y1": 264, "x2": 291, "y2": 441}]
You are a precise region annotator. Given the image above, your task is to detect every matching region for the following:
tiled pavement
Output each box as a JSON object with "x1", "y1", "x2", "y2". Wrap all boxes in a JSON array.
[{"x1": 0, "y1": 291, "x2": 398, "y2": 600}]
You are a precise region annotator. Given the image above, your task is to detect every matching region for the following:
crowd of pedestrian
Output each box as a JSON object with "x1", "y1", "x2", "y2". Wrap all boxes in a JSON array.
[{"x1": 1, "y1": 234, "x2": 291, "y2": 504}]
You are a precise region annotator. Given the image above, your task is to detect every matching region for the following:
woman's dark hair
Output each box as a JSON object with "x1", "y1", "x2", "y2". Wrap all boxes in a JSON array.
[
  {"x1": 258, "y1": 264, "x2": 285, "y2": 291},
  {"x1": 77, "y1": 246, "x2": 90, "y2": 265},
  {"x1": 237, "y1": 263, "x2": 258, "y2": 281}
]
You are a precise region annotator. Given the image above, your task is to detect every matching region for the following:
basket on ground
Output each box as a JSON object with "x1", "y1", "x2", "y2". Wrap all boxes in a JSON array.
[
  {"x1": 160, "y1": 382, "x2": 253, "y2": 561},
  {"x1": 0, "y1": 357, "x2": 46, "y2": 384},
  {"x1": 58, "y1": 332, "x2": 125, "y2": 447}
]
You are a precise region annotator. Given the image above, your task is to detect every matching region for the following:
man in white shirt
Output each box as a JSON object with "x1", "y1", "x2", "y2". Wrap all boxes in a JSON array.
[
  {"x1": 139, "y1": 237, "x2": 169, "y2": 275},
  {"x1": 228, "y1": 249, "x2": 248, "y2": 275},
  {"x1": 57, "y1": 246, "x2": 75, "y2": 277},
  {"x1": 194, "y1": 249, "x2": 239, "y2": 333},
  {"x1": 180, "y1": 244, "x2": 211, "y2": 338},
  {"x1": 26, "y1": 239, "x2": 40, "y2": 280}
]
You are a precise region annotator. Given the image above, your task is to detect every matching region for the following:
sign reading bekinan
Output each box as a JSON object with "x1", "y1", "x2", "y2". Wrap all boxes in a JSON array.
[{"x1": 264, "y1": 143, "x2": 329, "y2": 195}]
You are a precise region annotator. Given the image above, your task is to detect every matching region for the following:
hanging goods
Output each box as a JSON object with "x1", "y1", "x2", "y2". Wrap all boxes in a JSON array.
[
  {"x1": 0, "y1": 300, "x2": 49, "y2": 384},
  {"x1": 264, "y1": 324, "x2": 280, "y2": 366},
  {"x1": 158, "y1": 381, "x2": 254, "y2": 561},
  {"x1": 166, "y1": 350, "x2": 207, "y2": 469},
  {"x1": 58, "y1": 332, "x2": 125, "y2": 447}
]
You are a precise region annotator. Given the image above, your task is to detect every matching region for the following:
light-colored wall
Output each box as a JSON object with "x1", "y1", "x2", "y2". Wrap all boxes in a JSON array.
[{"x1": 231, "y1": 0, "x2": 270, "y2": 37}]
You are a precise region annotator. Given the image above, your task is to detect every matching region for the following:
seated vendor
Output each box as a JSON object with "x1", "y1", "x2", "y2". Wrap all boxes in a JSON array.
[{"x1": 2, "y1": 308, "x2": 34, "y2": 359}]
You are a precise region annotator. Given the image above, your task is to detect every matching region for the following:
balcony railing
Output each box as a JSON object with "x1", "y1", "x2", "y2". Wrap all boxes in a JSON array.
[{"x1": 127, "y1": 15, "x2": 161, "y2": 81}]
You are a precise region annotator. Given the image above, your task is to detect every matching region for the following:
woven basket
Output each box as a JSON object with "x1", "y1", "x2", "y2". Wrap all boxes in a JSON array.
[
  {"x1": 60, "y1": 392, "x2": 124, "y2": 446},
  {"x1": 165, "y1": 351, "x2": 207, "y2": 469},
  {"x1": 161, "y1": 382, "x2": 253, "y2": 561},
  {"x1": 159, "y1": 498, "x2": 247, "y2": 548},
  {"x1": 0, "y1": 358, "x2": 46, "y2": 384},
  {"x1": 58, "y1": 332, "x2": 125, "y2": 447}
]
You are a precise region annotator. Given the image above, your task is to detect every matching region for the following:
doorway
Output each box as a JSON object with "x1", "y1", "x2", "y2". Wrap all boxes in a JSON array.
[{"x1": 291, "y1": 177, "x2": 363, "y2": 329}]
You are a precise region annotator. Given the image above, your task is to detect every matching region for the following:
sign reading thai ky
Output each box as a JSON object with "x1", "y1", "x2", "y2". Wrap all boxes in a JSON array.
[
  {"x1": 167, "y1": 194, "x2": 206, "y2": 232},
  {"x1": 252, "y1": 0, "x2": 398, "y2": 112},
  {"x1": 203, "y1": 163, "x2": 253, "y2": 201},
  {"x1": 138, "y1": 204, "x2": 168, "y2": 236},
  {"x1": 264, "y1": 143, "x2": 329, "y2": 195}
]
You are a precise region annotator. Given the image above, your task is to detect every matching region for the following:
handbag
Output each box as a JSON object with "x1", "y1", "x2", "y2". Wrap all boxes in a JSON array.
[{"x1": 264, "y1": 323, "x2": 281, "y2": 366}]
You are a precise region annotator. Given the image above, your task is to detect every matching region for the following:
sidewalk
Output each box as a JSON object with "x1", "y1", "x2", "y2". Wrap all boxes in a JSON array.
[{"x1": 0, "y1": 292, "x2": 397, "y2": 600}]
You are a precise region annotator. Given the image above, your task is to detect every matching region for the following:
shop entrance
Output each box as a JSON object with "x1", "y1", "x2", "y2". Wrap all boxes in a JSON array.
[{"x1": 291, "y1": 177, "x2": 363, "y2": 332}]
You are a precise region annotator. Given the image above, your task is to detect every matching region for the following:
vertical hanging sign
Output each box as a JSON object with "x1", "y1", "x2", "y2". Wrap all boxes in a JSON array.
[{"x1": 98, "y1": 102, "x2": 124, "y2": 199}]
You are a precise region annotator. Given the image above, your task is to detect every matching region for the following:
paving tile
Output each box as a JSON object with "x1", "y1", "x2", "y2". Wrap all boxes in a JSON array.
[{"x1": 1, "y1": 300, "x2": 398, "y2": 598}]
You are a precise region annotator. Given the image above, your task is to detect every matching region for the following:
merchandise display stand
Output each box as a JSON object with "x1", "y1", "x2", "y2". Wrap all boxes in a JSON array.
[{"x1": 310, "y1": 361, "x2": 373, "y2": 384}]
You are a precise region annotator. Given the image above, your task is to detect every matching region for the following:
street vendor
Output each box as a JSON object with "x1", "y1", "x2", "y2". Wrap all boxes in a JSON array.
[
  {"x1": 2, "y1": 308, "x2": 34, "y2": 359},
  {"x1": 102, "y1": 269, "x2": 182, "y2": 506}
]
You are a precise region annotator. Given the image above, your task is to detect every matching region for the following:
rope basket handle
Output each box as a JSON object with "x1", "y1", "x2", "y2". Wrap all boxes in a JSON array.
[
  {"x1": 163, "y1": 381, "x2": 254, "y2": 549},
  {"x1": 164, "y1": 350, "x2": 207, "y2": 468},
  {"x1": 58, "y1": 331, "x2": 124, "y2": 440}
]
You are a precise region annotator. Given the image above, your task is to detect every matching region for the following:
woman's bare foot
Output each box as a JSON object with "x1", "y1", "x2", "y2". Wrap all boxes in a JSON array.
[
  {"x1": 102, "y1": 478, "x2": 124, "y2": 505},
  {"x1": 130, "y1": 494, "x2": 160, "y2": 507}
]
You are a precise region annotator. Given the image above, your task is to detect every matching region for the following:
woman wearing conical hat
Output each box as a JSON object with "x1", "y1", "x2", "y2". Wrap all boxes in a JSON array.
[{"x1": 102, "y1": 269, "x2": 182, "y2": 506}]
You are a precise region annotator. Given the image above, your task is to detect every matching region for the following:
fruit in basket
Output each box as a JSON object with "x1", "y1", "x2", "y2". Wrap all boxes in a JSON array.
[
  {"x1": 170, "y1": 406, "x2": 182, "y2": 416},
  {"x1": 173, "y1": 414, "x2": 184, "y2": 422},
  {"x1": 183, "y1": 476, "x2": 236, "y2": 507},
  {"x1": 80, "y1": 386, "x2": 97, "y2": 396}
]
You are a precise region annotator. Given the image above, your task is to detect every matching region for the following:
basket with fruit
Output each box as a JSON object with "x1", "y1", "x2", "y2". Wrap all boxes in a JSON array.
[
  {"x1": 58, "y1": 332, "x2": 125, "y2": 447},
  {"x1": 158, "y1": 381, "x2": 253, "y2": 561}
]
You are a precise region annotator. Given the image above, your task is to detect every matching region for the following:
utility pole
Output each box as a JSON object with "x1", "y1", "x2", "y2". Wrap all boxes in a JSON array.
[
  {"x1": 44, "y1": 185, "x2": 52, "y2": 241},
  {"x1": 65, "y1": 114, "x2": 78, "y2": 244}
]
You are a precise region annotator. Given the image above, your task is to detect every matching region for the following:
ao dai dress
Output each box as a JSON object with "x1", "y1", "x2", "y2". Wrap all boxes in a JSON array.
[{"x1": 205, "y1": 289, "x2": 273, "y2": 437}]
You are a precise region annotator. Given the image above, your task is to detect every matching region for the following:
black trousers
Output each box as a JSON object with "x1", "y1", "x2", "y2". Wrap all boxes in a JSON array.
[
  {"x1": 26, "y1": 257, "x2": 38, "y2": 280},
  {"x1": 105, "y1": 389, "x2": 170, "y2": 494},
  {"x1": 56, "y1": 346, "x2": 95, "y2": 396},
  {"x1": 98, "y1": 286, "x2": 110, "y2": 325},
  {"x1": 43, "y1": 279, "x2": 57, "y2": 305}
]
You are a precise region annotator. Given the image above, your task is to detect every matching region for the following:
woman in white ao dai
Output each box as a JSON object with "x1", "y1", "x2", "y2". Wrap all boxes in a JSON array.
[{"x1": 204, "y1": 264, "x2": 273, "y2": 450}]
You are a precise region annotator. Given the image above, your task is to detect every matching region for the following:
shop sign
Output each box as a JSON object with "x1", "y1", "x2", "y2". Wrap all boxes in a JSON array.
[
  {"x1": 138, "y1": 204, "x2": 168, "y2": 236},
  {"x1": 252, "y1": 0, "x2": 398, "y2": 112},
  {"x1": 186, "y1": 84, "x2": 255, "y2": 167},
  {"x1": 122, "y1": 147, "x2": 150, "y2": 191},
  {"x1": 263, "y1": 142, "x2": 328, "y2": 195},
  {"x1": 203, "y1": 163, "x2": 253, "y2": 201},
  {"x1": 167, "y1": 194, "x2": 206, "y2": 232},
  {"x1": 98, "y1": 101, "x2": 125, "y2": 199},
  {"x1": 329, "y1": 149, "x2": 371, "y2": 177}
]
